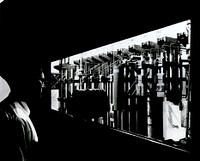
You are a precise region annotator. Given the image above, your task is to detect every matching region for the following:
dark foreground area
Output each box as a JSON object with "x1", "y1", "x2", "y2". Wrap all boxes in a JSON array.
[{"x1": 30, "y1": 109, "x2": 192, "y2": 161}]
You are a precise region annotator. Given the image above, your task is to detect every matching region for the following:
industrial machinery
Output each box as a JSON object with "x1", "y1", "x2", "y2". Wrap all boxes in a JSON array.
[{"x1": 50, "y1": 20, "x2": 191, "y2": 151}]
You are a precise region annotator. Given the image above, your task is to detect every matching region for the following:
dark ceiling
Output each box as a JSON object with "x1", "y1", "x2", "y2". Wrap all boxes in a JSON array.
[{"x1": 1, "y1": 1, "x2": 191, "y2": 65}]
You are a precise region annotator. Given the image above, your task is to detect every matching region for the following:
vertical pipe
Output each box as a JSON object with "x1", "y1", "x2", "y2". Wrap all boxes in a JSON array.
[
  {"x1": 70, "y1": 68, "x2": 74, "y2": 94},
  {"x1": 113, "y1": 64, "x2": 122, "y2": 129},
  {"x1": 179, "y1": 55, "x2": 183, "y2": 96},
  {"x1": 79, "y1": 57, "x2": 83, "y2": 90},
  {"x1": 166, "y1": 47, "x2": 171, "y2": 94},
  {"x1": 129, "y1": 68, "x2": 137, "y2": 133},
  {"x1": 127, "y1": 75, "x2": 131, "y2": 132},
  {"x1": 64, "y1": 58, "x2": 68, "y2": 100},
  {"x1": 113, "y1": 64, "x2": 119, "y2": 128},
  {"x1": 186, "y1": 60, "x2": 191, "y2": 139},
  {"x1": 147, "y1": 97, "x2": 152, "y2": 137},
  {"x1": 63, "y1": 58, "x2": 68, "y2": 114},
  {"x1": 123, "y1": 62, "x2": 129, "y2": 131},
  {"x1": 59, "y1": 58, "x2": 64, "y2": 112},
  {"x1": 186, "y1": 20, "x2": 191, "y2": 140},
  {"x1": 110, "y1": 74, "x2": 113, "y2": 104},
  {"x1": 128, "y1": 111, "x2": 131, "y2": 132}
]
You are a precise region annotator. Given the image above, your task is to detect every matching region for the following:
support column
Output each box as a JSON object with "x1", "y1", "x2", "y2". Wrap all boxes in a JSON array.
[{"x1": 113, "y1": 64, "x2": 123, "y2": 129}]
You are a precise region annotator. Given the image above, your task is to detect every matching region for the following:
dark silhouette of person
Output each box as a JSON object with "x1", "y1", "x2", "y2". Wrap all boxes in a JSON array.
[
  {"x1": 0, "y1": 67, "x2": 39, "y2": 161},
  {"x1": 0, "y1": 58, "x2": 41, "y2": 161}
]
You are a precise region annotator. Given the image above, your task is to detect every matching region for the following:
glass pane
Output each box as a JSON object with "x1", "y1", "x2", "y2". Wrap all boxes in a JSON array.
[{"x1": 50, "y1": 19, "x2": 191, "y2": 151}]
